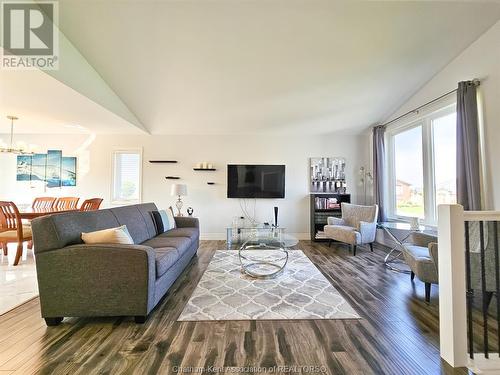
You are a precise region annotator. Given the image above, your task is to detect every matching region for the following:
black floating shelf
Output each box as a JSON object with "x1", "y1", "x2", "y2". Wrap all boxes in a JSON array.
[
  {"x1": 165, "y1": 176, "x2": 180, "y2": 180},
  {"x1": 207, "y1": 182, "x2": 215, "y2": 185},
  {"x1": 149, "y1": 160, "x2": 177, "y2": 163},
  {"x1": 193, "y1": 168, "x2": 216, "y2": 171}
]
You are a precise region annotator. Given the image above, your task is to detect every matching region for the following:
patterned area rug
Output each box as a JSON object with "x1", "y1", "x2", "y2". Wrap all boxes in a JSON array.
[{"x1": 178, "y1": 250, "x2": 360, "y2": 321}]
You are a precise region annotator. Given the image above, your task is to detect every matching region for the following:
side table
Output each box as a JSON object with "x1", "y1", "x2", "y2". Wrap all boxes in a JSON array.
[{"x1": 377, "y1": 222, "x2": 430, "y2": 273}]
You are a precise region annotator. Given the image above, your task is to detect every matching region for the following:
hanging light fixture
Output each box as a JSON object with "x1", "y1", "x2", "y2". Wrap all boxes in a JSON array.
[{"x1": 0, "y1": 116, "x2": 33, "y2": 155}]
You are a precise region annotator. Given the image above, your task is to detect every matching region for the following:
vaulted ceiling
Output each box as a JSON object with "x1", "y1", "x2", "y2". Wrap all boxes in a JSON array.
[{"x1": 3, "y1": 1, "x2": 500, "y2": 135}]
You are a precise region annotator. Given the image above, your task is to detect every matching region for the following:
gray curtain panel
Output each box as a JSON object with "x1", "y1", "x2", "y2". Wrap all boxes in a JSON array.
[
  {"x1": 373, "y1": 125, "x2": 386, "y2": 221},
  {"x1": 456, "y1": 81, "x2": 481, "y2": 211}
]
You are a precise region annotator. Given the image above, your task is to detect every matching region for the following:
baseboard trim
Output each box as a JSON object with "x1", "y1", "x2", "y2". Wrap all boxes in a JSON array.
[
  {"x1": 199, "y1": 232, "x2": 311, "y2": 241},
  {"x1": 200, "y1": 233, "x2": 225, "y2": 240}
]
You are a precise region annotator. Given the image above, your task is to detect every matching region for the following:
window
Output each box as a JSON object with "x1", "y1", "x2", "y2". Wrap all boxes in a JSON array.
[
  {"x1": 111, "y1": 149, "x2": 142, "y2": 204},
  {"x1": 394, "y1": 125, "x2": 424, "y2": 218},
  {"x1": 433, "y1": 112, "x2": 457, "y2": 206},
  {"x1": 387, "y1": 104, "x2": 456, "y2": 225}
]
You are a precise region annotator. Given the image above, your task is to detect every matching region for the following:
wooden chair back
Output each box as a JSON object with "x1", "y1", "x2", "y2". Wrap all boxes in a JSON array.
[
  {"x1": 0, "y1": 201, "x2": 21, "y2": 232},
  {"x1": 54, "y1": 197, "x2": 80, "y2": 210},
  {"x1": 80, "y1": 198, "x2": 103, "y2": 211},
  {"x1": 32, "y1": 197, "x2": 56, "y2": 210}
]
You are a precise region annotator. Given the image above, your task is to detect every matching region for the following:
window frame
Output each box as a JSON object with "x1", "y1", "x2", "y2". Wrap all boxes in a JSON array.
[
  {"x1": 110, "y1": 148, "x2": 143, "y2": 205},
  {"x1": 385, "y1": 99, "x2": 456, "y2": 226}
]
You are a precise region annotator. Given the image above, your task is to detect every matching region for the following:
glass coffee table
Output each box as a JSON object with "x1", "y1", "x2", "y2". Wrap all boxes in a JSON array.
[
  {"x1": 238, "y1": 231, "x2": 296, "y2": 279},
  {"x1": 226, "y1": 225, "x2": 298, "y2": 249}
]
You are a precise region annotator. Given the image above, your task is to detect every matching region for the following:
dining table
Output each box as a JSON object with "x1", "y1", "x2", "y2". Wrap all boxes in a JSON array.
[{"x1": 18, "y1": 207, "x2": 77, "y2": 220}]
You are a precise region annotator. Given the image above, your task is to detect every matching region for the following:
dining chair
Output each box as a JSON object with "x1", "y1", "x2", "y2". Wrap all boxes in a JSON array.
[
  {"x1": 54, "y1": 197, "x2": 80, "y2": 210},
  {"x1": 0, "y1": 201, "x2": 32, "y2": 266},
  {"x1": 32, "y1": 197, "x2": 56, "y2": 210},
  {"x1": 80, "y1": 198, "x2": 103, "y2": 211}
]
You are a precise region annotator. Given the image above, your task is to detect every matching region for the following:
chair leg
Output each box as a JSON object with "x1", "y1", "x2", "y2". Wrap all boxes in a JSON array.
[
  {"x1": 410, "y1": 271, "x2": 415, "y2": 281},
  {"x1": 328, "y1": 239, "x2": 332, "y2": 248},
  {"x1": 13, "y1": 243, "x2": 23, "y2": 266},
  {"x1": 425, "y1": 283, "x2": 431, "y2": 303},
  {"x1": 369, "y1": 243, "x2": 374, "y2": 252},
  {"x1": 352, "y1": 245, "x2": 357, "y2": 256},
  {"x1": 1, "y1": 243, "x2": 7, "y2": 256},
  {"x1": 27, "y1": 240, "x2": 33, "y2": 250}
]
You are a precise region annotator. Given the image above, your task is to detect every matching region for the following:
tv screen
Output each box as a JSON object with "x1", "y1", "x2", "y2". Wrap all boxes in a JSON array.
[{"x1": 227, "y1": 165, "x2": 285, "y2": 198}]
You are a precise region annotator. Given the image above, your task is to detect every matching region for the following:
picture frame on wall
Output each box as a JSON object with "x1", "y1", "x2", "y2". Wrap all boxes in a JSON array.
[
  {"x1": 61, "y1": 157, "x2": 77, "y2": 187},
  {"x1": 16, "y1": 155, "x2": 32, "y2": 181},
  {"x1": 15, "y1": 150, "x2": 77, "y2": 188},
  {"x1": 46, "y1": 150, "x2": 62, "y2": 188}
]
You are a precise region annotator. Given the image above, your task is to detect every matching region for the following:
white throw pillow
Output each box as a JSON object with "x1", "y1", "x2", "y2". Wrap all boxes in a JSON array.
[
  {"x1": 159, "y1": 208, "x2": 176, "y2": 231},
  {"x1": 81, "y1": 225, "x2": 134, "y2": 245}
]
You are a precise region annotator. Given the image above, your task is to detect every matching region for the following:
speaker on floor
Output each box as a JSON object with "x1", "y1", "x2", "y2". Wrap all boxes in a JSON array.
[{"x1": 274, "y1": 206, "x2": 278, "y2": 227}]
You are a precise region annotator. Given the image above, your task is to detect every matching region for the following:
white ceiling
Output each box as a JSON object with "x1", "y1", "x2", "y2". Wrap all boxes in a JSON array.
[
  {"x1": 5, "y1": 1, "x2": 500, "y2": 135},
  {"x1": 0, "y1": 67, "x2": 146, "y2": 134}
]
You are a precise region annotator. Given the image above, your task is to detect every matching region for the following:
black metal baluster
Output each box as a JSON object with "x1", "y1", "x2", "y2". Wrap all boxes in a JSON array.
[
  {"x1": 479, "y1": 221, "x2": 489, "y2": 358},
  {"x1": 465, "y1": 221, "x2": 474, "y2": 359},
  {"x1": 494, "y1": 221, "x2": 500, "y2": 358}
]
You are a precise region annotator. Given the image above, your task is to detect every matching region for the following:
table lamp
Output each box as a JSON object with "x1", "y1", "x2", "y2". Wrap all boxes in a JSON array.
[{"x1": 171, "y1": 183, "x2": 187, "y2": 216}]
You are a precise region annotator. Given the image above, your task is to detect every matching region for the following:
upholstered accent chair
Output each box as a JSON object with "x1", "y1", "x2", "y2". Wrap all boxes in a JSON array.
[
  {"x1": 324, "y1": 203, "x2": 378, "y2": 256},
  {"x1": 402, "y1": 232, "x2": 438, "y2": 303}
]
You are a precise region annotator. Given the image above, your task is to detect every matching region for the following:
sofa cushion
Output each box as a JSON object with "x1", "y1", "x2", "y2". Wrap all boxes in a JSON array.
[
  {"x1": 160, "y1": 228, "x2": 199, "y2": 241},
  {"x1": 154, "y1": 247, "x2": 179, "y2": 277},
  {"x1": 142, "y1": 236, "x2": 191, "y2": 257},
  {"x1": 110, "y1": 204, "x2": 157, "y2": 244}
]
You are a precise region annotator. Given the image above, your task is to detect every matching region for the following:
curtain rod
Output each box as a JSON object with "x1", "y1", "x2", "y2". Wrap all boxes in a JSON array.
[{"x1": 379, "y1": 79, "x2": 480, "y2": 128}]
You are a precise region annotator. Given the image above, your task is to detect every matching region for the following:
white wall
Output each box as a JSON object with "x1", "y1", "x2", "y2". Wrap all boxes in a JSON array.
[
  {"x1": 386, "y1": 20, "x2": 500, "y2": 209},
  {"x1": 0, "y1": 133, "x2": 369, "y2": 239}
]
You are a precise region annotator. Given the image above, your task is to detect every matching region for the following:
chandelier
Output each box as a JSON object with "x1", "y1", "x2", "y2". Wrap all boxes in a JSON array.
[{"x1": 0, "y1": 116, "x2": 34, "y2": 155}]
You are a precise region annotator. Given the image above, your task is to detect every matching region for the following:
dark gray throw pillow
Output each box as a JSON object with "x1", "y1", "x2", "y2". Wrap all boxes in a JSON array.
[{"x1": 150, "y1": 210, "x2": 164, "y2": 235}]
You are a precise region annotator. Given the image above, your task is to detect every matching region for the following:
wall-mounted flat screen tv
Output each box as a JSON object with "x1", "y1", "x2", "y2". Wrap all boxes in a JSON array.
[{"x1": 227, "y1": 164, "x2": 285, "y2": 198}]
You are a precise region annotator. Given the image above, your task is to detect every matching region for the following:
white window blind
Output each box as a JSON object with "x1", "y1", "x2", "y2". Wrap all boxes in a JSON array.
[{"x1": 112, "y1": 150, "x2": 142, "y2": 203}]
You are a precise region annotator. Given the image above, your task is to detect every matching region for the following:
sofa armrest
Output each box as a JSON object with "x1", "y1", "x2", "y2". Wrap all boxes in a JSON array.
[
  {"x1": 359, "y1": 221, "x2": 377, "y2": 243},
  {"x1": 175, "y1": 216, "x2": 199, "y2": 228},
  {"x1": 327, "y1": 217, "x2": 345, "y2": 226},
  {"x1": 35, "y1": 243, "x2": 157, "y2": 317}
]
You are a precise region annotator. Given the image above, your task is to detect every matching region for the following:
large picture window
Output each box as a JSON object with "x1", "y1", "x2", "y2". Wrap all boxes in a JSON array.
[
  {"x1": 387, "y1": 104, "x2": 456, "y2": 225},
  {"x1": 111, "y1": 149, "x2": 142, "y2": 204}
]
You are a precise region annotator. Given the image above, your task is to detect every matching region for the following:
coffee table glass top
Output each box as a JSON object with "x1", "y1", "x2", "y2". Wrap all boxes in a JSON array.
[{"x1": 226, "y1": 226, "x2": 298, "y2": 250}]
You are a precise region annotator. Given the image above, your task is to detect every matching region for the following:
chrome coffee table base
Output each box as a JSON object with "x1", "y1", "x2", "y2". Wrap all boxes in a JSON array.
[{"x1": 239, "y1": 243, "x2": 289, "y2": 279}]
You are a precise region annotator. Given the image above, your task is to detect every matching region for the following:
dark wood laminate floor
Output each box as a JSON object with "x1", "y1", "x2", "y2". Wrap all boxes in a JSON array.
[{"x1": 0, "y1": 241, "x2": 474, "y2": 374}]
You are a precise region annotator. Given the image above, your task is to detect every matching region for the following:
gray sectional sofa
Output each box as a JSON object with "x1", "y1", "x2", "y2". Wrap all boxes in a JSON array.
[{"x1": 31, "y1": 203, "x2": 199, "y2": 326}]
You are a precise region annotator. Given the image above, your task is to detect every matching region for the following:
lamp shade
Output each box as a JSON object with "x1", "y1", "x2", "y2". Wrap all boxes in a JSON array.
[{"x1": 171, "y1": 183, "x2": 187, "y2": 196}]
